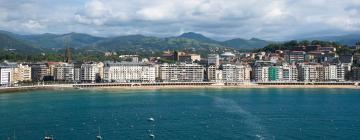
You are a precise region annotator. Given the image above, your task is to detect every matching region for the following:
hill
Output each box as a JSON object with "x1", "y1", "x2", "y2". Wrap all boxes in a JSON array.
[
  {"x1": 0, "y1": 32, "x2": 43, "y2": 54},
  {"x1": 222, "y1": 38, "x2": 271, "y2": 49},
  {"x1": 177, "y1": 32, "x2": 219, "y2": 44},
  {"x1": 303, "y1": 34, "x2": 360, "y2": 46},
  {"x1": 85, "y1": 35, "x2": 234, "y2": 56}
]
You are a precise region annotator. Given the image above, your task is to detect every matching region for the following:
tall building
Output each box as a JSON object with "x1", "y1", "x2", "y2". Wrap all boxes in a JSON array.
[
  {"x1": 0, "y1": 65, "x2": 11, "y2": 86},
  {"x1": 64, "y1": 47, "x2": 72, "y2": 63},
  {"x1": 268, "y1": 66, "x2": 283, "y2": 81},
  {"x1": 282, "y1": 63, "x2": 298, "y2": 82},
  {"x1": 208, "y1": 54, "x2": 220, "y2": 66},
  {"x1": 284, "y1": 51, "x2": 305, "y2": 63},
  {"x1": 351, "y1": 67, "x2": 360, "y2": 81},
  {"x1": 80, "y1": 62, "x2": 104, "y2": 82},
  {"x1": 30, "y1": 64, "x2": 49, "y2": 82},
  {"x1": 159, "y1": 63, "x2": 204, "y2": 82},
  {"x1": 324, "y1": 65, "x2": 337, "y2": 81},
  {"x1": 221, "y1": 64, "x2": 251, "y2": 82},
  {"x1": 337, "y1": 64, "x2": 346, "y2": 81},
  {"x1": 11, "y1": 64, "x2": 32, "y2": 84},
  {"x1": 54, "y1": 63, "x2": 74, "y2": 81},
  {"x1": 207, "y1": 65, "x2": 222, "y2": 82},
  {"x1": 298, "y1": 63, "x2": 321, "y2": 82},
  {"x1": 103, "y1": 62, "x2": 156, "y2": 83},
  {"x1": 254, "y1": 65, "x2": 269, "y2": 82}
]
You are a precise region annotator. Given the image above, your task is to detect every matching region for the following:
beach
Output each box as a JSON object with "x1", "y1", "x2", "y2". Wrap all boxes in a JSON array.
[{"x1": 1, "y1": 83, "x2": 359, "y2": 93}]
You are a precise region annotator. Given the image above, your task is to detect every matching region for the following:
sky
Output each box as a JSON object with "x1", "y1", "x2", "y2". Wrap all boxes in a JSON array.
[{"x1": 0, "y1": 0, "x2": 360, "y2": 41}]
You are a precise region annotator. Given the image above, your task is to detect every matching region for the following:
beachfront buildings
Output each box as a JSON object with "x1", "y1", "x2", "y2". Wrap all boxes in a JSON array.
[
  {"x1": 54, "y1": 63, "x2": 75, "y2": 81},
  {"x1": 11, "y1": 64, "x2": 31, "y2": 84},
  {"x1": 254, "y1": 65, "x2": 269, "y2": 82},
  {"x1": 298, "y1": 63, "x2": 321, "y2": 82},
  {"x1": 221, "y1": 64, "x2": 251, "y2": 82},
  {"x1": 207, "y1": 65, "x2": 222, "y2": 82},
  {"x1": 282, "y1": 63, "x2": 298, "y2": 81},
  {"x1": 0, "y1": 65, "x2": 11, "y2": 86},
  {"x1": 30, "y1": 64, "x2": 49, "y2": 82},
  {"x1": 80, "y1": 62, "x2": 104, "y2": 82},
  {"x1": 159, "y1": 63, "x2": 204, "y2": 82},
  {"x1": 103, "y1": 62, "x2": 156, "y2": 83},
  {"x1": 351, "y1": 67, "x2": 360, "y2": 81}
]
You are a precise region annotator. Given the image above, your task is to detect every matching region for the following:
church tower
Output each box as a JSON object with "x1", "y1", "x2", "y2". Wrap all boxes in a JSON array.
[{"x1": 64, "y1": 47, "x2": 72, "y2": 63}]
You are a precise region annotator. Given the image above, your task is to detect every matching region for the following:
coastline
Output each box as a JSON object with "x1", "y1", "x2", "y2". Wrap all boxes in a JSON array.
[
  {"x1": 89, "y1": 84, "x2": 360, "y2": 90},
  {"x1": 1, "y1": 84, "x2": 359, "y2": 93}
]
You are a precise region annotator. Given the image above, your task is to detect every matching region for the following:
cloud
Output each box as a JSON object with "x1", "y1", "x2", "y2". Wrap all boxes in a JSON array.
[
  {"x1": 22, "y1": 20, "x2": 46, "y2": 30},
  {"x1": 0, "y1": 0, "x2": 360, "y2": 40}
]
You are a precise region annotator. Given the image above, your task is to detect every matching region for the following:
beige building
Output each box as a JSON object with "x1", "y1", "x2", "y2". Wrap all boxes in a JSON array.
[
  {"x1": 159, "y1": 63, "x2": 204, "y2": 82},
  {"x1": 11, "y1": 64, "x2": 32, "y2": 84},
  {"x1": 221, "y1": 64, "x2": 251, "y2": 82},
  {"x1": 207, "y1": 65, "x2": 222, "y2": 82}
]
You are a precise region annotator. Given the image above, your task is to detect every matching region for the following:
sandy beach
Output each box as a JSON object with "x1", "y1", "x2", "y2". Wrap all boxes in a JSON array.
[
  {"x1": 1, "y1": 84, "x2": 359, "y2": 93},
  {"x1": 82, "y1": 84, "x2": 360, "y2": 90}
]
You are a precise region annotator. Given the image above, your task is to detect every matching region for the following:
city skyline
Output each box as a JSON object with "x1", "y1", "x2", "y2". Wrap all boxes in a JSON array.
[{"x1": 1, "y1": 0, "x2": 360, "y2": 40}]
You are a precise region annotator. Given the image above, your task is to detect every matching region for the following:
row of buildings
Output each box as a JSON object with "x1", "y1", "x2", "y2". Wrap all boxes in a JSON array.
[
  {"x1": 1, "y1": 60, "x2": 360, "y2": 87},
  {"x1": 2, "y1": 44, "x2": 360, "y2": 86}
]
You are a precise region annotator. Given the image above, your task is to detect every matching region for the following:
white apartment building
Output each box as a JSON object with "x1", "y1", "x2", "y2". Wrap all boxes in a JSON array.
[
  {"x1": 80, "y1": 62, "x2": 104, "y2": 82},
  {"x1": 254, "y1": 65, "x2": 269, "y2": 82},
  {"x1": 298, "y1": 64, "x2": 320, "y2": 82},
  {"x1": 221, "y1": 64, "x2": 251, "y2": 82},
  {"x1": 324, "y1": 65, "x2": 338, "y2": 81},
  {"x1": 103, "y1": 62, "x2": 156, "y2": 82},
  {"x1": 337, "y1": 64, "x2": 346, "y2": 81},
  {"x1": 0, "y1": 66, "x2": 11, "y2": 86},
  {"x1": 159, "y1": 63, "x2": 204, "y2": 82},
  {"x1": 282, "y1": 63, "x2": 298, "y2": 81},
  {"x1": 54, "y1": 63, "x2": 75, "y2": 81},
  {"x1": 207, "y1": 65, "x2": 222, "y2": 82}
]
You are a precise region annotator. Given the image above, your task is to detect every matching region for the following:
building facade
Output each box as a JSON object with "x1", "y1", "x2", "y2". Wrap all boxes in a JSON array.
[
  {"x1": 30, "y1": 64, "x2": 49, "y2": 82},
  {"x1": 103, "y1": 62, "x2": 155, "y2": 82},
  {"x1": 159, "y1": 63, "x2": 204, "y2": 82},
  {"x1": 54, "y1": 63, "x2": 75, "y2": 81},
  {"x1": 221, "y1": 64, "x2": 251, "y2": 82},
  {"x1": 80, "y1": 62, "x2": 104, "y2": 82},
  {"x1": 208, "y1": 54, "x2": 220, "y2": 66},
  {"x1": 254, "y1": 65, "x2": 269, "y2": 82},
  {"x1": 0, "y1": 66, "x2": 11, "y2": 86},
  {"x1": 207, "y1": 65, "x2": 222, "y2": 82},
  {"x1": 11, "y1": 64, "x2": 32, "y2": 84}
]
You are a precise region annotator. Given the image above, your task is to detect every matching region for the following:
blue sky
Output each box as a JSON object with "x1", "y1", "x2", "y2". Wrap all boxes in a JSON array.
[{"x1": 0, "y1": 0, "x2": 360, "y2": 40}]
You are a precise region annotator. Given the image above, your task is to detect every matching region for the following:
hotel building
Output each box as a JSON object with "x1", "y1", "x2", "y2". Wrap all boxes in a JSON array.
[
  {"x1": 159, "y1": 63, "x2": 204, "y2": 82},
  {"x1": 103, "y1": 62, "x2": 155, "y2": 83}
]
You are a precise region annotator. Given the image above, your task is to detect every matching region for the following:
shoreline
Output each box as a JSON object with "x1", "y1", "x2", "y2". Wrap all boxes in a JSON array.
[
  {"x1": 88, "y1": 84, "x2": 360, "y2": 90},
  {"x1": 1, "y1": 84, "x2": 359, "y2": 93}
]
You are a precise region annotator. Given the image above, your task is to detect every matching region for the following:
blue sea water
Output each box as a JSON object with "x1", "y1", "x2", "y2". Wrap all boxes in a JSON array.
[{"x1": 0, "y1": 88, "x2": 360, "y2": 140}]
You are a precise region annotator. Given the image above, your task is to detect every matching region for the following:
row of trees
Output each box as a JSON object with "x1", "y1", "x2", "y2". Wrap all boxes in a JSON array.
[{"x1": 257, "y1": 40, "x2": 353, "y2": 54}]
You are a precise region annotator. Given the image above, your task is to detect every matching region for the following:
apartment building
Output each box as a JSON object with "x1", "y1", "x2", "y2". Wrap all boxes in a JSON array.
[
  {"x1": 221, "y1": 64, "x2": 251, "y2": 82},
  {"x1": 159, "y1": 63, "x2": 204, "y2": 82},
  {"x1": 54, "y1": 63, "x2": 75, "y2": 81},
  {"x1": 103, "y1": 62, "x2": 156, "y2": 83},
  {"x1": 0, "y1": 65, "x2": 11, "y2": 86}
]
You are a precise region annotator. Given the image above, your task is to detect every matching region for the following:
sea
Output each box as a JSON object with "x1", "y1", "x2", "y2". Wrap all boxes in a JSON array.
[{"x1": 0, "y1": 88, "x2": 360, "y2": 140}]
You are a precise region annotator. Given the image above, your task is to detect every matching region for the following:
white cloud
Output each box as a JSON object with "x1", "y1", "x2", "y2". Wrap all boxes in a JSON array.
[
  {"x1": 0, "y1": 0, "x2": 360, "y2": 40},
  {"x1": 22, "y1": 20, "x2": 46, "y2": 30}
]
